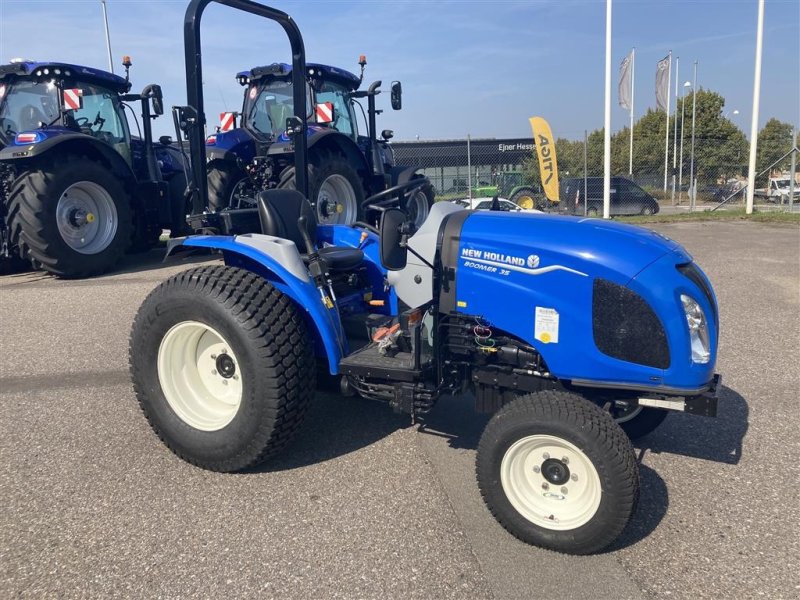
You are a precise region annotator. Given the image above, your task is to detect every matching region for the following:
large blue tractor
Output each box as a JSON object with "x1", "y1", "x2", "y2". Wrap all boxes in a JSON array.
[
  {"x1": 0, "y1": 58, "x2": 189, "y2": 277},
  {"x1": 204, "y1": 59, "x2": 433, "y2": 228},
  {"x1": 130, "y1": 0, "x2": 723, "y2": 555}
]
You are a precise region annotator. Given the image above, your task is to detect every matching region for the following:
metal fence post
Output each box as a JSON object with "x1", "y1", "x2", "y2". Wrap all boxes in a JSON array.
[
  {"x1": 789, "y1": 128, "x2": 797, "y2": 213},
  {"x1": 467, "y1": 134, "x2": 472, "y2": 200},
  {"x1": 584, "y1": 130, "x2": 588, "y2": 216}
]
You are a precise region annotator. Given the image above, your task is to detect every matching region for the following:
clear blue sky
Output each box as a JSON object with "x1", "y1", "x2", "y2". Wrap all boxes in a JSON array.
[{"x1": 0, "y1": 0, "x2": 797, "y2": 141}]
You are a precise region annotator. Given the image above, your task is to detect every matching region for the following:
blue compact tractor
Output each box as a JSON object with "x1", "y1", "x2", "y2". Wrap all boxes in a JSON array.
[
  {"x1": 130, "y1": 0, "x2": 721, "y2": 555},
  {"x1": 0, "y1": 58, "x2": 189, "y2": 277},
  {"x1": 203, "y1": 55, "x2": 432, "y2": 228}
]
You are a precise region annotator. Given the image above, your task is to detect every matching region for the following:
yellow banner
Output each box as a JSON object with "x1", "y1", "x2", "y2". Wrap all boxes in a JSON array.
[{"x1": 529, "y1": 117, "x2": 559, "y2": 203}]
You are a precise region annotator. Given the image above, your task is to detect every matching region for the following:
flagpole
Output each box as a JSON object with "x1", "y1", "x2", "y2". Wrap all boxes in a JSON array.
[
  {"x1": 101, "y1": 0, "x2": 114, "y2": 73},
  {"x1": 629, "y1": 47, "x2": 635, "y2": 175},
  {"x1": 746, "y1": 0, "x2": 765, "y2": 215},
  {"x1": 663, "y1": 51, "x2": 671, "y2": 191},
  {"x1": 603, "y1": 0, "x2": 612, "y2": 219},
  {"x1": 672, "y1": 57, "x2": 679, "y2": 204}
]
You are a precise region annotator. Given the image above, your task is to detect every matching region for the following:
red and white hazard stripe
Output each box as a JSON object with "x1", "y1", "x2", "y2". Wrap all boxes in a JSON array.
[
  {"x1": 219, "y1": 112, "x2": 236, "y2": 132},
  {"x1": 63, "y1": 88, "x2": 83, "y2": 111},
  {"x1": 315, "y1": 102, "x2": 333, "y2": 124}
]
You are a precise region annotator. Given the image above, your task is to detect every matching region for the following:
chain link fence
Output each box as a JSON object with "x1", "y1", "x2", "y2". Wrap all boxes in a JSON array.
[{"x1": 393, "y1": 136, "x2": 799, "y2": 216}]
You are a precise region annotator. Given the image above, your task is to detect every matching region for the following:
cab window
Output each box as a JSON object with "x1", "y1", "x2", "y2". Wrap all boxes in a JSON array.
[{"x1": 315, "y1": 81, "x2": 357, "y2": 138}]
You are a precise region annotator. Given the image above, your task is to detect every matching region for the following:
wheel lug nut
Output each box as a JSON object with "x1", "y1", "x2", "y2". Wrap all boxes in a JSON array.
[
  {"x1": 542, "y1": 482, "x2": 549, "y2": 490},
  {"x1": 221, "y1": 349, "x2": 227, "y2": 354},
  {"x1": 561, "y1": 486, "x2": 568, "y2": 494},
  {"x1": 222, "y1": 380, "x2": 228, "y2": 385},
  {"x1": 211, "y1": 354, "x2": 217, "y2": 360},
  {"x1": 233, "y1": 375, "x2": 239, "y2": 381},
  {"x1": 533, "y1": 466, "x2": 540, "y2": 473},
  {"x1": 571, "y1": 474, "x2": 578, "y2": 482},
  {"x1": 211, "y1": 369, "x2": 217, "y2": 375},
  {"x1": 561, "y1": 456, "x2": 569, "y2": 464},
  {"x1": 543, "y1": 453, "x2": 550, "y2": 460}
]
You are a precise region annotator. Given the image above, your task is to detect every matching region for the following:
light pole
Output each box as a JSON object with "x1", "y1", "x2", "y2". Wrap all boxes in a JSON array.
[
  {"x1": 679, "y1": 80, "x2": 690, "y2": 202},
  {"x1": 689, "y1": 61, "x2": 698, "y2": 210}
]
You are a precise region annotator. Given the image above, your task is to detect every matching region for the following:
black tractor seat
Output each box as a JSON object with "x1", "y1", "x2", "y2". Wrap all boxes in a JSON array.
[{"x1": 256, "y1": 189, "x2": 364, "y2": 271}]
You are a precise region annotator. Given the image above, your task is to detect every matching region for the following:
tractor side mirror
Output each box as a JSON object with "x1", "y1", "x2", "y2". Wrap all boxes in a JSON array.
[
  {"x1": 379, "y1": 208, "x2": 408, "y2": 271},
  {"x1": 151, "y1": 85, "x2": 164, "y2": 116},
  {"x1": 390, "y1": 81, "x2": 402, "y2": 110}
]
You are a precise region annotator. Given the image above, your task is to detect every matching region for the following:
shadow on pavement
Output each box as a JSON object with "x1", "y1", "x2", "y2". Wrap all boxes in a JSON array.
[
  {"x1": 252, "y1": 392, "x2": 410, "y2": 473},
  {"x1": 634, "y1": 384, "x2": 748, "y2": 465}
]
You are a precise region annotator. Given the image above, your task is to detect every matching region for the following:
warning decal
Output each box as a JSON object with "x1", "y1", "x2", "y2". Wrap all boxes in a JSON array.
[
  {"x1": 219, "y1": 112, "x2": 236, "y2": 132},
  {"x1": 63, "y1": 88, "x2": 83, "y2": 111},
  {"x1": 534, "y1": 307, "x2": 559, "y2": 344},
  {"x1": 315, "y1": 102, "x2": 333, "y2": 123}
]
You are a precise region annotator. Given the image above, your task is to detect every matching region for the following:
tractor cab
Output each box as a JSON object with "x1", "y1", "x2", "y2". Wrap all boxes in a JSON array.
[
  {"x1": 0, "y1": 60, "x2": 133, "y2": 163},
  {"x1": 237, "y1": 62, "x2": 361, "y2": 142}
]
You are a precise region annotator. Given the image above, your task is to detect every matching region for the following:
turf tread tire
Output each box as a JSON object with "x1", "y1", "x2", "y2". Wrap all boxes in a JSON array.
[
  {"x1": 476, "y1": 390, "x2": 640, "y2": 555},
  {"x1": 129, "y1": 265, "x2": 315, "y2": 472}
]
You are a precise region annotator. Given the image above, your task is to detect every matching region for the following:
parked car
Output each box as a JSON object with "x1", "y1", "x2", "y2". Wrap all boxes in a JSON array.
[
  {"x1": 452, "y1": 197, "x2": 541, "y2": 212},
  {"x1": 560, "y1": 177, "x2": 660, "y2": 216}
]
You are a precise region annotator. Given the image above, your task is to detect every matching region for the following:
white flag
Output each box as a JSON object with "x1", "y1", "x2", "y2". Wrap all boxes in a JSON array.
[
  {"x1": 655, "y1": 55, "x2": 670, "y2": 111},
  {"x1": 619, "y1": 52, "x2": 633, "y2": 110}
]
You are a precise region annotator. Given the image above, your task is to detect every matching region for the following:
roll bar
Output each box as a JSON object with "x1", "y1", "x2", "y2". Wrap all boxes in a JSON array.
[{"x1": 181, "y1": 0, "x2": 308, "y2": 217}]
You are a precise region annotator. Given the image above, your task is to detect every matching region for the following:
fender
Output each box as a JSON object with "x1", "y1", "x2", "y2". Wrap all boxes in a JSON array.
[
  {"x1": 387, "y1": 164, "x2": 424, "y2": 187},
  {"x1": 0, "y1": 131, "x2": 135, "y2": 181},
  {"x1": 271, "y1": 128, "x2": 370, "y2": 174},
  {"x1": 206, "y1": 127, "x2": 256, "y2": 164},
  {"x1": 166, "y1": 234, "x2": 345, "y2": 373}
]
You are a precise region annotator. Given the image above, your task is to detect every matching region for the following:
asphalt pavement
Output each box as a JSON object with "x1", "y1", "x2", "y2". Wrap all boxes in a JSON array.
[{"x1": 1, "y1": 220, "x2": 798, "y2": 599}]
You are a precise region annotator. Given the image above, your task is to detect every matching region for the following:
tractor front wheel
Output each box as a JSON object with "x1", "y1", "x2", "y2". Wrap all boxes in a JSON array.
[
  {"x1": 129, "y1": 265, "x2": 315, "y2": 472},
  {"x1": 476, "y1": 390, "x2": 639, "y2": 554},
  {"x1": 403, "y1": 176, "x2": 435, "y2": 228},
  {"x1": 7, "y1": 155, "x2": 132, "y2": 278},
  {"x1": 207, "y1": 160, "x2": 253, "y2": 211},
  {"x1": 279, "y1": 150, "x2": 364, "y2": 225}
]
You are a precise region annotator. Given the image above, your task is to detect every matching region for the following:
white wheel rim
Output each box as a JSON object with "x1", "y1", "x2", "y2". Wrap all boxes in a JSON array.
[
  {"x1": 407, "y1": 189, "x2": 430, "y2": 228},
  {"x1": 56, "y1": 181, "x2": 118, "y2": 254},
  {"x1": 317, "y1": 174, "x2": 357, "y2": 225},
  {"x1": 157, "y1": 321, "x2": 243, "y2": 431},
  {"x1": 500, "y1": 434, "x2": 602, "y2": 531}
]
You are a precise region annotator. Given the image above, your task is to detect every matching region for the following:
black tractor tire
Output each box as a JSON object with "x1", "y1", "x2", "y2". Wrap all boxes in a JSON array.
[
  {"x1": 0, "y1": 252, "x2": 32, "y2": 275},
  {"x1": 7, "y1": 155, "x2": 133, "y2": 278},
  {"x1": 207, "y1": 160, "x2": 250, "y2": 212},
  {"x1": 476, "y1": 390, "x2": 639, "y2": 555},
  {"x1": 403, "y1": 176, "x2": 435, "y2": 228},
  {"x1": 510, "y1": 187, "x2": 539, "y2": 210},
  {"x1": 129, "y1": 265, "x2": 315, "y2": 472},
  {"x1": 167, "y1": 173, "x2": 192, "y2": 237},
  {"x1": 278, "y1": 149, "x2": 365, "y2": 225},
  {"x1": 613, "y1": 405, "x2": 669, "y2": 440}
]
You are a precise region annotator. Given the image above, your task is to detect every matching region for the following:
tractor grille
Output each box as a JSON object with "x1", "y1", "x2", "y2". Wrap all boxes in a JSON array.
[{"x1": 592, "y1": 279, "x2": 670, "y2": 369}]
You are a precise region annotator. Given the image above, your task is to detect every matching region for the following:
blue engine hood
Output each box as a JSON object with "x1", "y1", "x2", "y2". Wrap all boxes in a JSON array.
[{"x1": 459, "y1": 212, "x2": 683, "y2": 283}]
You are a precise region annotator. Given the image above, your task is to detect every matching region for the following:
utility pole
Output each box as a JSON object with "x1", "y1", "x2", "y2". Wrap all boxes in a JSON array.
[
  {"x1": 101, "y1": 0, "x2": 114, "y2": 73},
  {"x1": 746, "y1": 0, "x2": 765, "y2": 215},
  {"x1": 662, "y1": 51, "x2": 672, "y2": 191}
]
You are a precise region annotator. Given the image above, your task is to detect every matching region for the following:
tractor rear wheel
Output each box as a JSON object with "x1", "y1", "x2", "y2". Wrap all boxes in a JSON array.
[
  {"x1": 7, "y1": 155, "x2": 132, "y2": 278},
  {"x1": 207, "y1": 160, "x2": 253, "y2": 211},
  {"x1": 129, "y1": 265, "x2": 315, "y2": 472},
  {"x1": 510, "y1": 187, "x2": 539, "y2": 210},
  {"x1": 279, "y1": 149, "x2": 364, "y2": 225},
  {"x1": 476, "y1": 390, "x2": 639, "y2": 554}
]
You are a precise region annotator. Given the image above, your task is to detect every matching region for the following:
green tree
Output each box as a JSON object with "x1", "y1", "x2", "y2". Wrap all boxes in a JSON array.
[{"x1": 756, "y1": 118, "x2": 794, "y2": 174}]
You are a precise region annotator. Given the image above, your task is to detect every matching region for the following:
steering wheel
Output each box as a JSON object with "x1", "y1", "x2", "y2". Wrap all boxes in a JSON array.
[
  {"x1": 74, "y1": 117, "x2": 90, "y2": 127},
  {"x1": 361, "y1": 178, "x2": 429, "y2": 213}
]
